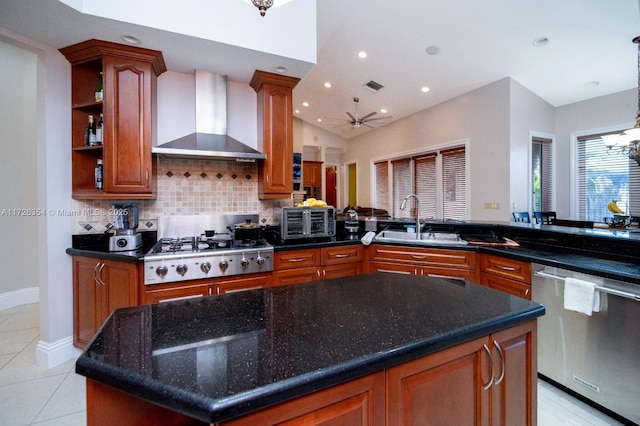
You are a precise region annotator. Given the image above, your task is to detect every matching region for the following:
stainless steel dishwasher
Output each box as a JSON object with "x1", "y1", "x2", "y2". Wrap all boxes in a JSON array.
[{"x1": 532, "y1": 263, "x2": 640, "y2": 425}]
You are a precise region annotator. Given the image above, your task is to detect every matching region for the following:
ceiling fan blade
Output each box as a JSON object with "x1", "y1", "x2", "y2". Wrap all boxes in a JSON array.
[
  {"x1": 360, "y1": 111, "x2": 377, "y2": 121},
  {"x1": 362, "y1": 122, "x2": 375, "y2": 128},
  {"x1": 346, "y1": 112, "x2": 356, "y2": 121},
  {"x1": 362, "y1": 115, "x2": 393, "y2": 122}
]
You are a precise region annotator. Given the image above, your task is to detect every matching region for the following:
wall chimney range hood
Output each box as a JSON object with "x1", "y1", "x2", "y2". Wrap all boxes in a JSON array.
[{"x1": 152, "y1": 71, "x2": 265, "y2": 162}]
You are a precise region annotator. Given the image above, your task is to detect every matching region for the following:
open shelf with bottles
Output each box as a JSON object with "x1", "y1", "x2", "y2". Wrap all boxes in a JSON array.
[{"x1": 60, "y1": 39, "x2": 166, "y2": 199}]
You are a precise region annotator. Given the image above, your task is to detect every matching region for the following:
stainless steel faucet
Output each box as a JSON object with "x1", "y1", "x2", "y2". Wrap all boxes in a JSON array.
[{"x1": 400, "y1": 194, "x2": 421, "y2": 239}]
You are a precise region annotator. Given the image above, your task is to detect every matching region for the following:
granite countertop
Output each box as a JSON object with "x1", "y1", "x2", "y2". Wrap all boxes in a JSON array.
[{"x1": 76, "y1": 272, "x2": 544, "y2": 423}]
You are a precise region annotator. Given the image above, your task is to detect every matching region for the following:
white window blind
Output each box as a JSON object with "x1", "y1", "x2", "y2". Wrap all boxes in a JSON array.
[
  {"x1": 532, "y1": 137, "x2": 553, "y2": 211},
  {"x1": 392, "y1": 158, "x2": 411, "y2": 218},
  {"x1": 576, "y1": 133, "x2": 640, "y2": 220},
  {"x1": 374, "y1": 161, "x2": 389, "y2": 213},
  {"x1": 414, "y1": 154, "x2": 437, "y2": 219},
  {"x1": 441, "y1": 147, "x2": 467, "y2": 220}
]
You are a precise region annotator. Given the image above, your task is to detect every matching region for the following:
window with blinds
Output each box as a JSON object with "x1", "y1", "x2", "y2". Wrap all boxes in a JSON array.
[
  {"x1": 373, "y1": 145, "x2": 467, "y2": 220},
  {"x1": 532, "y1": 137, "x2": 553, "y2": 211},
  {"x1": 576, "y1": 132, "x2": 640, "y2": 221}
]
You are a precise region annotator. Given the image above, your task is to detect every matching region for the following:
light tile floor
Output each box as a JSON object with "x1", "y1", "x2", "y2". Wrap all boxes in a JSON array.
[{"x1": 0, "y1": 303, "x2": 627, "y2": 425}]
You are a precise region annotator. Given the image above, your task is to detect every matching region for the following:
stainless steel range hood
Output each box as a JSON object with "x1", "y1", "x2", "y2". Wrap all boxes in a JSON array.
[{"x1": 152, "y1": 71, "x2": 265, "y2": 162}]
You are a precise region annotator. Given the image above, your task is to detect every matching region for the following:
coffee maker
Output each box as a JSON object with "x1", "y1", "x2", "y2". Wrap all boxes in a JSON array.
[{"x1": 109, "y1": 203, "x2": 142, "y2": 251}]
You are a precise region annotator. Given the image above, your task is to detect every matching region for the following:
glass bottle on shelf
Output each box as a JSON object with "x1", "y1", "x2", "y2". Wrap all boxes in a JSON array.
[
  {"x1": 86, "y1": 115, "x2": 97, "y2": 146},
  {"x1": 95, "y1": 72, "x2": 103, "y2": 102},
  {"x1": 95, "y1": 159, "x2": 103, "y2": 190},
  {"x1": 96, "y1": 113, "x2": 103, "y2": 144}
]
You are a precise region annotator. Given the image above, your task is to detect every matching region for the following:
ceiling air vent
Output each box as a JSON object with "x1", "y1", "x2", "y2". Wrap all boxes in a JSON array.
[{"x1": 364, "y1": 80, "x2": 384, "y2": 92}]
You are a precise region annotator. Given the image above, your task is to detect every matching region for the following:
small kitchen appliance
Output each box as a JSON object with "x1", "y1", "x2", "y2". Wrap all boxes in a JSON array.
[
  {"x1": 274, "y1": 206, "x2": 336, "y2": 241},
  {"x1": 144, "y1": 214, "x2": 273, "y2": 285},
  {"x1": 345, "y1": 210, "x2": 359, "y2": 233},
  {"x1": 109, "y1": 203, "x2": 142, "y2": 252}
]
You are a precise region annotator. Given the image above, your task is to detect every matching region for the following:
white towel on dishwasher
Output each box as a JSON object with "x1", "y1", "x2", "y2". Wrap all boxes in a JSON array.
[{"x1": 564, "y1": 277, "x2": 600, "y2": 316}]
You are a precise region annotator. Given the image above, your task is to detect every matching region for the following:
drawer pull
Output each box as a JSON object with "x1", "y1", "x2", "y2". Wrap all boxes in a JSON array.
[
  {"x1": 334, "y1": 254, "x2": 350, "y2": 258},
  {"x1": 287, "y1": 258, "x2": 307, "y2": 262},
  {"x1": 410, "y1": 254, "x2": 429, "y2": 260},
  {"x1": 495, "y1": 264, "x2": 516, "y2": 271}
]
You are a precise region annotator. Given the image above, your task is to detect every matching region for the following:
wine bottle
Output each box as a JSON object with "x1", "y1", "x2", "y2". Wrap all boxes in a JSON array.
[
  {"x1": 87, "y1": 115, "x2": 97, "y2": 146},
  {"x1": 96, "y1": 113, "x2": 103, "y2": 144},
  {"x1": 95, "y1": 159, "x2": 103, "y2": 190},
  {"x1": 95, "y1": 72, "x2": 103, "y2": 102}
]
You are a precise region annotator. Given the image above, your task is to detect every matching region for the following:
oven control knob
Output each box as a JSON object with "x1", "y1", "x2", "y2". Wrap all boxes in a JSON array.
[
  {"x1": 200, "y1": 262, "x2": 211, "y2": 274},
  {"x1": 156, "y1": 266, "x2": 168, "y2": 278},
  {"x1": 219, "y1": 260, "x2": 229, "y2": 273},
  {"x1": 240, "y1": 257, "x2": 250, "y2": 269},
  {"x1": 256, "y1": 256, "x2": 265, "y2": 267},
  {"x1": 176, "y1": 264, "x2": 188, "y2": 276}
]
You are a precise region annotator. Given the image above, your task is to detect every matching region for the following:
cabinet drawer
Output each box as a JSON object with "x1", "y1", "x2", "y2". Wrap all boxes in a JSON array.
[
  {"x1": 216, "y1": 273, "x2": 272, "y2": 294},
  {"x1": 481, "y1": 273, "x2": 531, "y2": 299},
  {"x1": 481, "y1": 254, "x2": 531, "y2": 283},
  {"x1": 274, "y1": 249, "x2": 321, "y2": 270},
  {"x1": 370, "y1": 245, "x2": 476, "y2": 270},
  {"x1": 321, "y1": 245, "x2": 363, "y2": 266},
  {"x1": 272, "y1": 267, "x2": 319, "y2": 287}
]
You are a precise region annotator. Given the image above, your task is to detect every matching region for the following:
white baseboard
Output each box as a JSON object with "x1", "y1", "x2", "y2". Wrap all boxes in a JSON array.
[
  {"x1": 0, "y1": 287, "x2": 39, "y2": 311},
  {"x1": 35, "y1": 335, "x2": 79, "y2": 369}
]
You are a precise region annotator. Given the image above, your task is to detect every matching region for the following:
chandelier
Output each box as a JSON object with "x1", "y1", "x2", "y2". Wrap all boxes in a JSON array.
[
  {"x1": 603, "y1": 36, "x2": 640, "y2": 165},
  {"x1": 245, "y1": 0, "x2": 295, "y2": 17}
]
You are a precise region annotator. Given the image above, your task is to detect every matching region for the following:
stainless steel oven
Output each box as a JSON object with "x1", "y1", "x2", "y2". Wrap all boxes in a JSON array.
[{"x1": 275, "y1": 206, "x2": 336, "y2": 240}]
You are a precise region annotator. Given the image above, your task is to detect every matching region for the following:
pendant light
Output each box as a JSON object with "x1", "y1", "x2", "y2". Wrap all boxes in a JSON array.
[{"x1": 245, "y1": 0, "x2": 295, "y2": 17}]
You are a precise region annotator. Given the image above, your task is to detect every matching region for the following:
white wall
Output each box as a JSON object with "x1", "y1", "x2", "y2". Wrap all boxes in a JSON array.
[
  {"x1": 0, "y1": 38, "x2": 39, "y2": 306},
  {"x1": 343, "y1": 78, "x2": 512, "y2": 221}
]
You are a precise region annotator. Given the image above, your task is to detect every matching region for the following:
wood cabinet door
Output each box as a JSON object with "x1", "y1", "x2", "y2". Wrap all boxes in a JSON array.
[
  {"x1": 144, "y1": 283, "x2": 211, "y2": 304},
  {"x1": 387, "y1": 336, "x2": 490, "y2": 425},
  {"x1": 489, "y1": 321, "x2": 537, "y2": 426},
  {"x1": 481, "y1": 273, "x2": 531, "y2": 300},
  {"x1": 480, "y1": 255, "x2": 531, "y2": 283},
  {"x1": 272, "y1": 267, "x2": 319, "y2": 287},
  {"x1": 221, "y1": 372, "x2": 385, "y2": 426},
  {"x1": 73, "y1": 256, "x2": 100, "y2": 348},
  {"x1": 274, "y1": 249, "x2": 320, "y2": 270},
  {"x1": 322, "y1": 263, "x2": 363, "y2": 280},
  {"x1": 369, "y1": 261, "x2": 416, "y2": 275},
  {"x1": 100, "y1": 260, "x2": 139, "y2": 323},
  {"x1": 321, "y1": 245, "x2": 363, "y2": 266},
  {"x1": 216, "y1": 273, "x2": 272, "y2": 294},
  {"x1": 103, "y1": 55, "x2": 153, "y2": 195}
]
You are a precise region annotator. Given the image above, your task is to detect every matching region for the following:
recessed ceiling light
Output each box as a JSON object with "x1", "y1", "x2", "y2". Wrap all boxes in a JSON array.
[
  {"x1": 358, "y1": 51, "x2": 368, "y2": 59},
  {"x1": 425, "y1": 45, "x2": 440, "y2": 55},
  {"x1": 302, "y1": 102, "x2": 309, "y2": 107},
  {"x1": 121, "y1": 35, "x2": 141, "y2": 45},
  {"x1": 532, "y1": 37, "x2": 549, "y2": 47},
  {"x1": 317, "y1": 118, "x2": 322, "y2": 122},
  {"x1": 421, "y1": 86, "x2": 430, "y2": 93},
  {"x1": 380, "y1": 108, "x2": 388, "y2": 114},
  {"x1": 324, "y1": 82, "x2": 332, "y2": 88},
  {"x1": 585, "y1": 81, "x2": 600, "y2": 88},
  {"x1": 275, "y1": 66, "x2": 288, "y2": 73},
  {"x1": 295, "y1": 109, "x2": 300, "y2": 114}
]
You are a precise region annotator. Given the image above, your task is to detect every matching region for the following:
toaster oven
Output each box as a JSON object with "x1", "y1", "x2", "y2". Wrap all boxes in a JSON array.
[{"x1": 276, "y1": 206, "x2": 336, "y2": 240}]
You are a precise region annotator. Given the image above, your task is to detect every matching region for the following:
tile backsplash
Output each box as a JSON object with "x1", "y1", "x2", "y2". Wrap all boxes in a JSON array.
[{"x1": 71, "y1": 157, "x2": 292, "y2": 234}]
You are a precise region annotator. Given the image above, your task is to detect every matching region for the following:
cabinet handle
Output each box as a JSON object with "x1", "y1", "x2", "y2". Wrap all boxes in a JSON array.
[
  {"x1": 426, "y1": 274, "x2": 465, "y2": 281},
  {"x1": 93, "y1": 262, "x2": 101, "y2": 284},
  {"x1": 482, "y1": 344, "x2": 494, "y2": 390},
  {"x1": 145, "y1": 168, "x2": 150, "y2": 188},
  {"x1": 334, "y1": 254, "x2": 349, "y2": 258},
  {"x1": 96, "y1": 262, "x2": 106, "y2": 285},
  {"x1": 495, "y1": 264, "x2": 516, "y2": 271},
  {"x1": 493, "y1": 340, "x2": 506, "y2": 385},
  {"x1": 410, "y1": 254, "x2": 429, "y2": 260},
  {"x1": 287, "y1": 258, "x2": 307, "y2": 262}
]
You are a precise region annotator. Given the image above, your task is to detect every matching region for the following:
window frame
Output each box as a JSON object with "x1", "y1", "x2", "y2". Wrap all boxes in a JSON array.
[{"x1": 529, "y1": 132, "x2": 555, "y2": 213}]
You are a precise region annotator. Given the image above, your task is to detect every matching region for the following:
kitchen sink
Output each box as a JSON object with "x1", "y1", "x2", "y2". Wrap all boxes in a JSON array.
[{"x1": 374, "y1": 230, "x2": 468, "y2": 246}]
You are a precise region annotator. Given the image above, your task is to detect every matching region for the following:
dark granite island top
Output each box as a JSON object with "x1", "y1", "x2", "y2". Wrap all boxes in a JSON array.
[{"x1": 77, "y1": 272, "x2": 544, "y2": 424}]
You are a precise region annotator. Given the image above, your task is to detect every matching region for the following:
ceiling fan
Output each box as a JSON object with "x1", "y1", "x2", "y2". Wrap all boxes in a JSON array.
[{"x1": 334, "y1": 97, "x2": 392, "y2": 129}]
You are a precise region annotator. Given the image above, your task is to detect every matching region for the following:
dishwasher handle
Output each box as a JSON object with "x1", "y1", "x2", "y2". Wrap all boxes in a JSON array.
[{"x1": 534, "y1": 270, "x2": 640, "y2": 302}]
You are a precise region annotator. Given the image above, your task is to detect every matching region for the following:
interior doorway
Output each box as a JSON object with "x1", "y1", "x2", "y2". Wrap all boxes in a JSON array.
[{"x1": 325, "y1": 166, "x2": 337, "y2": 208}]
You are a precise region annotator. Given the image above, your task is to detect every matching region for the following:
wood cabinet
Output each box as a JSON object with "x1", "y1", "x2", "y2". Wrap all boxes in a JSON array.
[
  {"x1": 60, "y1": 39, "x2": 166, "y2": 199},
  {"x1": 273, "y1": 246, "x2": 364, "y2": 286},
  {"x1": 303, "y1": 160, "x2": 323, "y2": 199},
  {"x1": 480, "y1": 254, "x2": 532, "y2": 299},
  {"x1": 72, "y1": 256, "x2": 140, "y2": 348},
  {"x1": 387, "y1": 320, "x2": 537, "y2": 425},
  {"x1": 143, "y1": 273, "x2": 273, "y2": 304},
  {"x1": 250, "y1": 70, "x2": 300, "y2": 200},
  {"x1": 368, "y1": 244, "x2": 478, "y2": 282}
]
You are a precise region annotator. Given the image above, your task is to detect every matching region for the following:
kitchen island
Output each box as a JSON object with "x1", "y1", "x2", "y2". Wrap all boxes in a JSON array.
[{"x1": 77, "y1": 272, "x2": 544, "y2": 425}]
